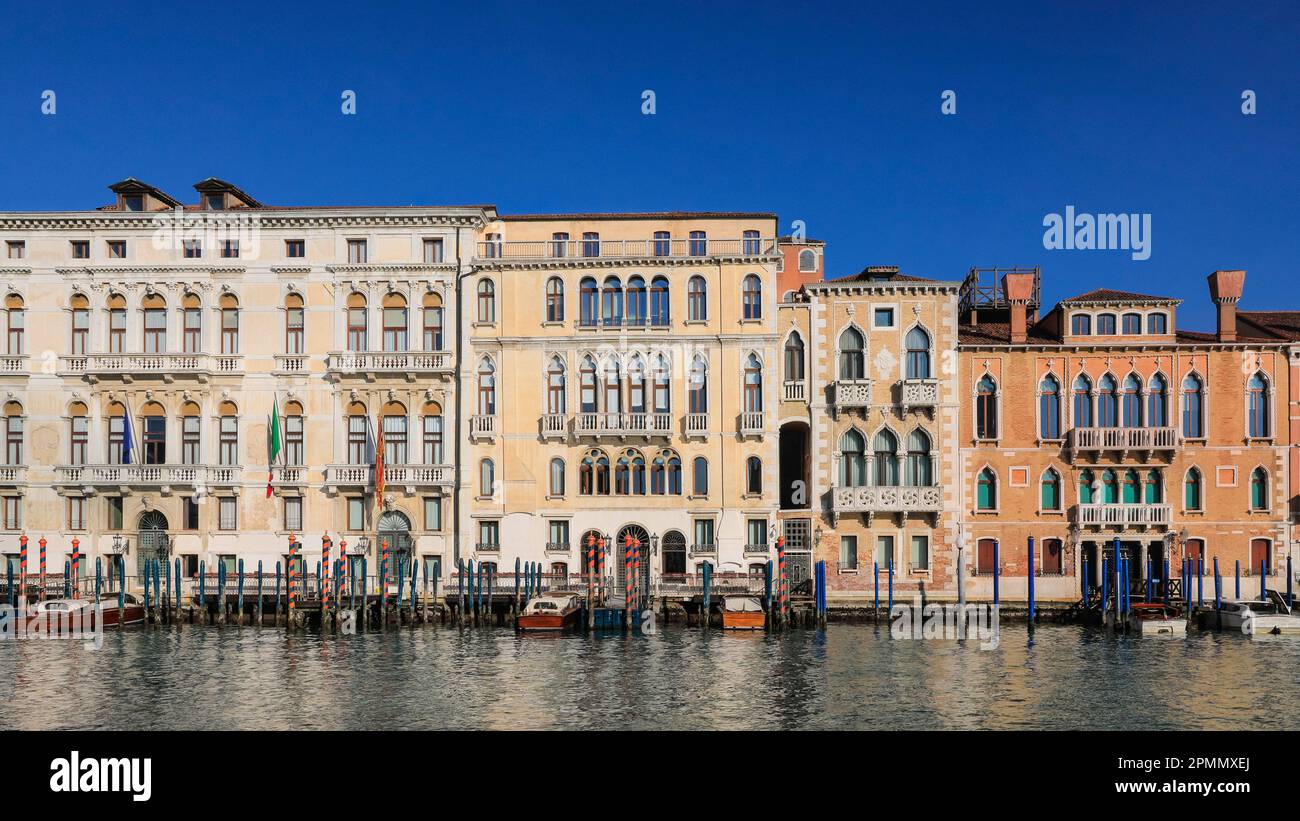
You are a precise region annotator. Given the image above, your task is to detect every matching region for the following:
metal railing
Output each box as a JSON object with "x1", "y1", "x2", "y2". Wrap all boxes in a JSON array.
[{"x1": 574, "y1": 315, "x2": 672, "y2": 330}]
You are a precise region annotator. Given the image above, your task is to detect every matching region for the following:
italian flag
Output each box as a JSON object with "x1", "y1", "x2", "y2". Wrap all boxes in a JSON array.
[{"x1": 266, "y1": 395, "x2": 282, "y2": 499}]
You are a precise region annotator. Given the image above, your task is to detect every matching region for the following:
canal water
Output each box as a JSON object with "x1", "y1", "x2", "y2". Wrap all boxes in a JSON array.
[{"x1": 1, "y1": 624, "x2": 1296, "y2": 730}]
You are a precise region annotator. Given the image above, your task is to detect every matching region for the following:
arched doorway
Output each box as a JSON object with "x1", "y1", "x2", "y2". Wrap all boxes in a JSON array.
[
  {"x1": 778, "y1": 421, "x2": 810, "y2": 509},
  {"x1": 377, "y1": 510, "x2": 413, "y2": 575},
  {"x1": 661, "y1": 530, "x2": 686, "y2": 580},
  {"x1": 615, "y1": 524, "x2": 649, "y2": 589},
  {"x1": 137, "y1": 510, "x2": 169, "y2": 577}
]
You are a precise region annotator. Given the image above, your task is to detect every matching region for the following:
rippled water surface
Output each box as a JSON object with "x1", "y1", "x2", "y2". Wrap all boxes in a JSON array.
[{"x1": 2, "y1": 624, "x2": 1297, "y2": 730}]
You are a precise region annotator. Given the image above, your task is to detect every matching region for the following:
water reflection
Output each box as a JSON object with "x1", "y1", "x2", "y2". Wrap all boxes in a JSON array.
[{"x1": 1, "y1": 625, "x2": 1295, "y2": 731}]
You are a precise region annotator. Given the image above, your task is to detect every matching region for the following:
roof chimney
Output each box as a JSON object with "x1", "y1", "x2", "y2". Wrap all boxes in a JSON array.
[
  {"x1": 1002, "y1": 272, "x2": 1036, "y2": 344},
  {"x1": 1207, "y1": 269, "x2": 1245, "y2": 342}
]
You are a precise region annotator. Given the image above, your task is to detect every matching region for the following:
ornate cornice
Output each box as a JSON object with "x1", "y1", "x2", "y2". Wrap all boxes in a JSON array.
[
  {"x1": 472, "y1": 254, "x2": 781, "y2": 272},
  {"x1": 0, "y1": 211, "x2": 488, "y2": 230},
  {"x1": 324, "y1": 263, "x2": 457, "y2": 275},
  {"x1": 56, "y1": 265, "x2": 247, "y2": 276}
]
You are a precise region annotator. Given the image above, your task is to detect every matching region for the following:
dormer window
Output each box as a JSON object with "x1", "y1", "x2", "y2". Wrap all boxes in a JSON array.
[
  {"x1": 1121, "y1": 313, "x2": 1141, "y2": 334},
  {"x1": 1096, "y1": 313, "x2": 1116, "y2": 334},
  {"x1": 1147, "y1": 312, "x2": 1168, "y2": 334},
  {"x1": 1070, "y1": 314, "x2": 1091, "y2": 335},
  {"x1": 205, "y1": 193, "x2": 225, "y2": 210},
  {"x1": 123, "y1": 194, "x2": 144, "y2": 212}
]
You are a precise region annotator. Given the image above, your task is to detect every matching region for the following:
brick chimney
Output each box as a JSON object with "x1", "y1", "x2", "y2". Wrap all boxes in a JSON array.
[
  {"x1": 1002, "y1": 272, "x2": 1036, "y2": 344},
  {"x1": 1207, "y1": 269, "x2": 1246, "y2": 342}
]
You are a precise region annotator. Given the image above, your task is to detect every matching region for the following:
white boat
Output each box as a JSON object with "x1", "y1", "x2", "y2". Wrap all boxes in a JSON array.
[
  {"x1": 1217, "y1": 592, "x2": 1300, "y2": 635},
  {"x1": 1131, "y1": 602, "x2": 1186, "y2": 636}
]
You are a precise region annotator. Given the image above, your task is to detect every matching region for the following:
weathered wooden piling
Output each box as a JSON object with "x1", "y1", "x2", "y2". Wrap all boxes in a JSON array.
[
  {"x1": 198, "y1": 560, "x2": 207, "y2": 625},
  {"x1": 360, "y1": 556, "x2": 368, "y2": 629},
  {"x1": 1197, "y1": 558, "x2": 1204, "y2": 607},
  {"x1": 990, "y1": 543, "x2": 998, "y2": 612},
  {"x1": 1163, "y1": 558, "x2": 1170, "y2": 605},
  {"x1": 237, "y1": 559, "x2": 245, "y2": 626},
  {"x1": 1289, "y1": 554, "x2": 1294, "y2": 608},
  {"x1": 701, "y1": 560, "x2": 711, "y2": 629},
  {"x1": 217, "y1": 560, "x2": 227, "y2": 626}
]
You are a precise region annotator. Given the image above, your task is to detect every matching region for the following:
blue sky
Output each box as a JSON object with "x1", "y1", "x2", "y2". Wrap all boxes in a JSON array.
[{"x1": 1, "y1": 1, "x2": 1296, "y2": 329}]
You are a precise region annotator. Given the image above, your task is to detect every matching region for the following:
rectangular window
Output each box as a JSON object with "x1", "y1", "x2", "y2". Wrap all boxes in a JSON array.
[
  {"x1": 205, "y1": 193, "x2": 225, "y2": 210},
  {"x1": 347, "y1": 497, "x2": 366, "y2": 531},
  {"x1": 5, "y1": 416, "x2": 22, "y2": 465},
  {"x1": 7, "y1": 308, "x2": 23, "y2": 355},
  {"x1": 839, "y1": 535, "x2": 858, "y2": 569},
  {"x1": 2, "y1": 497, "x2": 20, "y2": 530},
  {"x1": 184, "y1": 498, "x2": 199, "y2": 530},
  {"x1": 478, "y1": 520, "x2": 499, "y2": 548},
  {"x1": 70, "y1": 240, "x2": 90, "y2": 259},
  {"x1": 347, "y1": 307, "x2": 367, "y2": 351},
  {"x1": 122, "y1": 194, "x2": 144, "y2": 211},
  {"x1": 220, "y1": 240, "x2": 239, "y2": 258},
  {"x1": 221, "y1": 308, "x2": 239, "y2": 353},
  {"x1": 911, "y1": 535, "x2": 929, "y2": 570},
  {"x1": 183, "y1": 308, "x2": 201, "y2": 353},
  {"x1": 182, "y1": 416, "x2": 200, "y2": 464},
  {"x1": 284, "y1": 496, "x2": 303, "y2": 532},
  {"x1": 1122, "y1": 314, "x2": 1141, "y2": 334},
  {"x1": 67, "y1": 498, "x2": 86, "y2": 530},
  {"x1": 746, "y1": 518, "x2": 767, "y2": 549},
  {"x1": 218, "y1": 497, "x2": 237, "y2": 530},
  {"x1": 422, "y1": 238, "x2": 444, "y2": 263},
  {"x1": 286, "y1": 306, "x2": 304, "y2": 354},
  {"x1": 347, "y1": 239, "x2": 368, "y2": 264},
  {"x1": 108, "y1": 309, "x2": 126, "y2": 352},
  {"x1": 142, "y1": 416, "x2": 165, "y2": 464},
  {"x1": 693, "y1": 518, "x2": 714, "y2": 549},
  {"x1": 424, "y1": 497, "x2": 442, "y2": 531},
  {"x1": 653, "y1": 231, "x2": 670, "y2": 256},
  {"x1": 347, "y1": 416, "x2": 367, "y2": 464},
  {"x1": 547, "y1": 519, "x2": 569, "y2": 548},
  {"x1": 875, "y1": 535, "x2": 895, "y2": 568},
  {"x1": 183, "y1": 240, "x2": 202, "y2": 258},
  {"x1": 285, "y1": 415, "x2": 303, "y2": 465},
  {"x1": 873, "y1": 307, "x2": 895, "y2": 328},
  {"x1": 219, "y1": 417, "x2": 237, "y2": 465},
  {"x1": 6, "y1": 241, "x2": 25, "y2": 259},
  {"x1": 107, "y1": 496, "x2": 124, "y2": 530},
  {"x1": 107, "y1": 240, "x2": 127, "y2": 259},
  {"x1": 70, "y1": 416, "x2": 88, "y2": 464},
  {"x1": 285, "y1": 239, "x2": 305, "y2": 258},
  {"x1": 71, "y1": 308, "x2": 89, "y2": 355},
  {"x1": 143, "y1": 309, "x2": 166, "y2": 353},
  {"x1": 182, "y1": 555, "x2": 199, "y2": 577},
  {"x1": 688, "y1": 231, "x2": 707, "y2": 256}
]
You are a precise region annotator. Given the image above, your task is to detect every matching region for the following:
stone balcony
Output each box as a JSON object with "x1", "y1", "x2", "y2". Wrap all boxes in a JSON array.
[
  {"x1": 1068, "y1": 426, "x2": 1178, "y2": 461},
  {"x1": 1073, "y1": 503, "x2": 1172, "y2": 530},
  {"x1": 325, "y1": 350, "x2": 453, "y2": 382},
  {"x1": 782, "y1": 381, "x2": 807, "y2": 402},
  {"x1": 53, "y1": 463, "x2": 241, "y2": 494},
  {"x1": 574, "y1": 412, "x2": 672, "y2": 439},
  {"x1": 324, "y1": 463, "x2": 453, "y2": 495},
  {"x1": 832, "y1": 378, "x2": 874, "y2": 413},
  {"x1": 900, "y1": 378, "x2": 939, "y2": 415},
  {"x1": 470, "y1": 415, "x2": 497, "y2": 441},
  {"x1": 0, "y1": 355, "x2": 28, "y2": 376},
  {"x1": 58, "y1": 353, "x2": 243, "y2": 383},
  {"x1": 0, "y1": 464, "x2": 26, "y2": 486},
  {"x1": 831, "y1": 484, "x2": 943, "y2": 525},
  {"x1": 738, "y1": 411, "x2": 765, "y2": 438}
]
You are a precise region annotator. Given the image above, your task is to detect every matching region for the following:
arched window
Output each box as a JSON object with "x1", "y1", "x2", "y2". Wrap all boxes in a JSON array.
[
  {"x1": 1144, "y1": 469, "x2": 1162, "y2": 504},
  {"x1": 1250, "y1": 467, "x2": 1268, "y2": 510},
  {"x1": 602, "y1": 358, "x2": 622, "y2": 413},
  {"x1": 976, "y1": 375, "x2": 998, "y2": 439},
  {"x1": 1101, "y1": 469, "x2": 1119, "y2": 503},
  {"x1": 905, "y1": 326, "x2": 931, "y2": 379},
  {"x1": 1247, "y1": 372, "x2": 1269, "y2": 437},
  {"x1": 1073, "y1": 375, "x2": 1093, "y2": 428},
  {"x1": 182, "y1": 292, "x2": 202, "y2": 353},
  {"x1": 784, "y1": 332, "x2": 805, "y2": 382},
  {"x1": 1122, "y1": 469, "x2": 1140, "y2": 503},
  {"x1": 666, "y1": 453, "x2": 683, "y2": 495},
  {"x1": 3, "y1": 294, "x2": 23, "y2": 355},
  {"x1": 106, "y1": 401, "x2": 127, "y2": 464},
  {"x1": 626, "y1": 276, "x2": 646, "y2": 325},
  {"x1": 839, "y1": 430, "x2": 866, "y2": 487},
  {"x1": 420, "y1": 401, "x2": 442, "y2": 464},
  {"x1": 692, "y1": 456, "x2": 709, "y2": 495},
  {"x1": 141, "y1": 293, "x2": 165, "y2": 353},
  {"x1": 476, "y1": 279, "x2": 496, "y2": 323},
  {"x1": 741, "y1": 354, "x2": 765, "y2": 414},
  {"x1": 1147, "y1": 312, "x2": 1168, "y2": 334},
  {"x1": 1147, "y1": 374, "x2": 1168, "y2": 427},
  {"x1": 1070, "y1": 313, "x2": 1091, "y2": 335},
  {"x1": 381, "y1": 400, "x2": 408, "y2": 464},
  {"x1": 477, "y1": 358, "x2": 496, "y2": 415},
  {"x1": 285, "y1": 293, "x2": 305, "y2": 354},
  {"x1": 838, "y1": 327, "x2": 864, "y2": 379},
  {"x1": 742, "y1": 274, "x2": 762, "y2": 320},
  {"x1": 1121, "y1": 374, "x2": 1142, "y2": 427},
  {"x1": 68, "y1": 402, "x2": 89, "y2": 465},
  {"x1": 107, "y1": 293, "x2": 127, "y2": 353},
  {"x1": 976, "y1": 468, "x2": 997, "y2": 510},
  {"x1": 545, "y1": 277, "x2": 564, "y2": 323},
  {"x1": 346, "y1": 401, "x2": 368, "y2": 464},
  {"x1": 1097, "y1": 375, "x2": 1118, "y2": 427},
  {"x1": 625, "y1": 354, "x2": 644, "y2": 414},
  {"x1": 422, "y1": 292, "x2": 444, "y2": 350},
  {"x1": 1184, "y1": 468, "x2": 1202, "y2": 510},
  {"x1": 1041, "y1": 468, "x2": 1061, "y2": 510},
  {"x1": 1121, "y1": 312, "x2": 1142, "y2": 334},
  {"x1": 1079, "y1": 469, "x2": 1095, "y2": 504},
  {"x1": 1182, "y1": 374, "x2": 1204, "y2": 438},
  {"x1": 579, "y1": 355, "x2": 598, "y2": 413},
  {"x1": 579, "y1": 277, "x2": 598, "y2": 327},
  {"x1": 3, "y1": 401, "x2": 24, "y2": 465},
  {"x1": 1039, "y1": 375, "x2": 1061, "y2": 440},
  {"x1": 873, "y1": 429, "x2": 899, "y2": 486},
  {"x1": 382, "y1": 293, "x2": 408, "y2": 352},
  {"x1": 687, "y1": 275, "x2": 707, "y2": 322},
  {"x1": 601, "y1": 276, "x2": 623, "y2": 327},
  {"x1": 798, "y1": 249, "x2": 816, "y2": 272},
  {"x1": 346, "y1": 292, "x2": 367, "y2": 351},
  {"x1": 1096, "y1": 313, "x2": 1116, "y2": 335},
  {"x1": 688, "y1": 355, "x2": 708, "y2": 413},
  {"x1": 140, "y1": 401, "x2": 165, "y2": 465},
  {"x1": 70, "y1": 293, "x2": 90, "y2": 355},
  {"x1": 904, "y1": 429, "x2": 932, "y2": 486},
  {"x1": 479, "y1": 458, "x2": 494, "y2": 495},
  {"x1": 652, "y1": 354, "x2": 670, "y2": 414},
  {"x1": 219, "y1": 293, "x2": 240, "y2": 354},
  {"x1": 649, "y1": 276, "x2": 670, "y2": 326},
  {"x1": 547, "y1": 356, "x2": 566, "y2": 415},
  {"x1": 218, "y1": 400, "x2": 238, "y2": 466},
  {"x1": 615, "y1": 449, "x2": 634, "y2": 495},
  {"x1": 745, "y1": 456, "x2": 762, "y2": 495}
]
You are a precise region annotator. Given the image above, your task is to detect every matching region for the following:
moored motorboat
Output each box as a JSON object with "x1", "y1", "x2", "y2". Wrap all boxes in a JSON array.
[
  {"x1": 1217, "y1": 592, "x2": 1300, "y2": 635},
  {"x1": 517, "y1": 592, "x2": 582, "y2": 631},
  {"x1": 26, "y1": 592, "x2": 145, "y2": 630},
  {"x1": 721, "y1": 594, "x2": 765, "y2": 630},
  {"x1": 1130, "y1": 602, "x2": 1186, "y2": 636}
]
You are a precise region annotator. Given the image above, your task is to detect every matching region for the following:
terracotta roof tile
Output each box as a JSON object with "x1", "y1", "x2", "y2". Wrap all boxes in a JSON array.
[{"x1": 1059, "y1": 288, "x2": 1180, "y2": 304}]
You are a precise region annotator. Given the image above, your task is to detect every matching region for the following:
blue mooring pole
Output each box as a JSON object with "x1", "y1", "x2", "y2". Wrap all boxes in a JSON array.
[
  {"x1": 1260, "y1": 558, "x2": 1267, "y2": 602},
  {"x1": 1027, "y1": 536, "x2": 1035, "y2": 623},
  {"x1": 237, "y1": 559, "x2": 245, "y2": 624},
  {"x1": 174, "y1": 558, "x2": 181, "y2": 613},
  {"x1": 1197, "y1": 559, "x2": 1204, "y2": 607},
  {"x1": 1214, "y1": 557, "x2": 1222, "y2": 613},
  {"x1": 1101, "y1": 558, "x2": 1109, "y2": 620},
  {"x1": 1081, "y1": 556, "x2": 1089, "y2": 605},
  {"x1": 873, "y1": 562, "x2": 879, "y2": 614},
  {"x1": 701, "y1": 561, "x2": 711, "y2": 625},
  {"x1": 63, "y1": 561, "x2": 71, "y2": 598},
  {"x1": 1235, "y1": 560, "x2": 1241, "y2": 599},
  {"x1": 991, "y1": 542, "x2": 999, "y2": 609},
  {"x1": 887, "y1": 558, "x2": 894, "y2": 613},
  {"x1": 217, "y1": 560, "x2": 226, "y2": 618},
  {"x1": 763, "y1": 560, "x2": 772, "y2": 612},
  {"x1": 198, "y1": 561, "x2": 205, "y2": 618},
  {"x1": 95, "y1": 557, "x2": 102, "y2": 601},
  {"x1": 1146, "y1": 557, "x2": 1153, "y2": 603}
]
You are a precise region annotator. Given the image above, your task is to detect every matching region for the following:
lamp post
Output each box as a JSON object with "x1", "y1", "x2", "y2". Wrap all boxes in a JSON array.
[{"x1": 110, "y1": 533, "x2": 125, "y2": 592}]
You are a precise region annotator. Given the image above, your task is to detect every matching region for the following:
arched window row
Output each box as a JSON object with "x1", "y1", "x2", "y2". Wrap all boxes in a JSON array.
[
  {"x1": 838, "y1": 427, "x2": 935, "y2": 488},
  {"x1": 1069, "y1": 310, "x2": 1169, "y2": 337},
  {"x1": 577, "y1": 448, "x2": 684, "y2": 496}
]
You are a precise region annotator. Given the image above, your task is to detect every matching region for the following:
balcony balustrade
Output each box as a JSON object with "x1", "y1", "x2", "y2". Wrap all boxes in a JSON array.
[
  {"x1": 325, "y1": 350, "x2": 453, "y2": 382},
  {"x1": 900, "y1": 378, "x2": 939, "y2": 414},
  {"x1": 476, "y1": 237, "x2": 776, "y2": 262},
  {"x1": 545, "y1": 542, "x2": 570, "y2": 553},
  {"x1": 831, "y1": 484, "x2": 943, "y2": 525},
  {"x1": 684, "y1": 412, "x2": 708, "y2": 438},
  {"x1": 1068, "y1": 426, "x2": 1178, "y2": 459},
  {"x1": 783, "y1": 381, "x2": 807, "y2": 402},
  {"x1": 540, "y1": 413, "x2": 568, "y2": 439},
  {"x1": 833, "y1": 378, "x2": 874, "y2": 412},
  {"x1": 1074, "y1": 503, "x2": 1172, "y2": 529},
  {"x1": 738, "y1": 411, "x2": 765, "y2": 437},
  {"x1": 53, "y1": 463, "x2": 240, "y2": 492},
  {"x1": 743, "y1": 543, "x2": 770, "y2": 556},
  {"x1": 324, "y1": 463, "x2": 453, "y2": 493},
  {"x1": 574, "y1": 315, "x2": 672, "y2": 330},
  {"x1": 58, "y1": 352, "x2": 242, "y2": 383},
  {"x1": 476, "y1": 542, "x2": 501, "y2": 553},
  {"x1": 0, "y1": 464, "x2": 26, "y2": 485},
  {"x1": 574, "y1": 412, "x2": 672, "y2": 439},
  {"x1": 274, "y1": 354, "x2": 309, "y2": 375},
  {"x1": 0, "y1": 355, "x2": 28, "y2": 375},
  {"x1": 689, "y1": 543, "x2": 717, "y2": 558},
  {"x1": 470, "y1": 415, "x2": 497, "y2": 441}
]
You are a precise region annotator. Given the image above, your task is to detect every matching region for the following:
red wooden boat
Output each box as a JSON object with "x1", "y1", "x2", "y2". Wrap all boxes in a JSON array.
[
  {"x1": 26, "y1": 593, "x2": 146, "y2": 630},
  {"x1": 721, "y1": 595, "x2": 765, "y2": 630},
  {"x1": 517, "y1": 593, "x2": 582, "y2": 631}
]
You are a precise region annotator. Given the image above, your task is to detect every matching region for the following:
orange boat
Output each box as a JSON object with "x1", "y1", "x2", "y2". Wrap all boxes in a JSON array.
[
  {"x1": 721, "y1": 595, "x2": 765, "y2": 630},
  {"x1": 517, "y1": 593, "x2": 583, "y2": 631}
]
